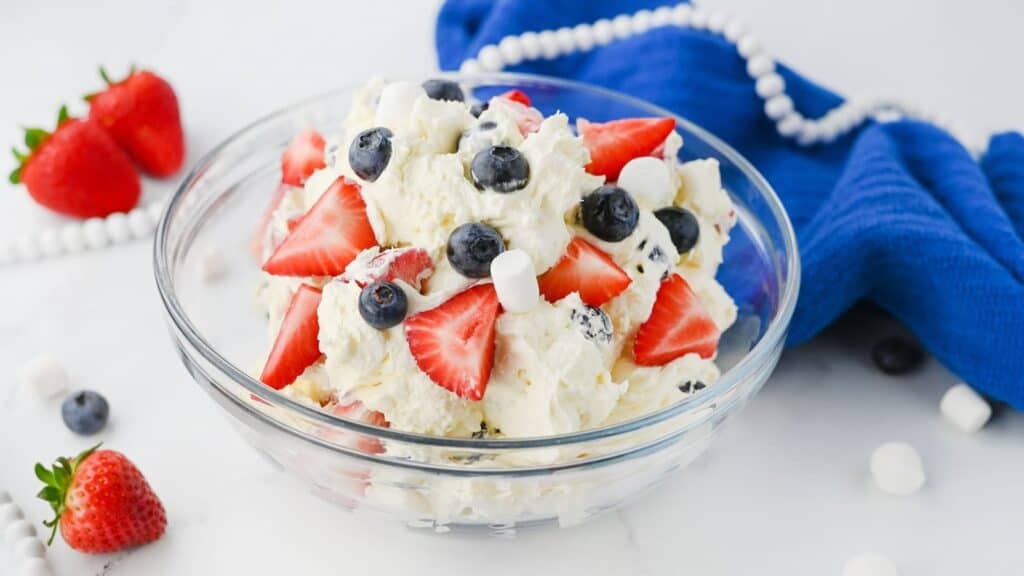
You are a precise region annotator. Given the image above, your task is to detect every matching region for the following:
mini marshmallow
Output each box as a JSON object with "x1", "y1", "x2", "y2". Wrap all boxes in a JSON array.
[
  {"x1": 199, "y1": 248, "x2": 229, "y2": 283},
  {"x1": 375, "y1": 81, "x2": 427, "y2": 132},
  {"x1": 490, "y1": 249, "x2": 539, "y2": 313},
  {"x1": 14, "y1": 537, "x2": 46, "y2": 560},
  {"x1": 18, "y1": 557, "x2": 53, "y2": 576},
  {"x1": 616, "y1": 157, "x2": 674, "y2": 209},
  {"x1": 870, "y1": 442, "x2": 925, "y2": 496},
  {"x1": 841, "y1": 553, "x2": 900, "y2": 576},
  {"x1": 0, "y1": 502, "x2": 24, "y2": 529},
  {"x1": 940, "y1": 383, "x2": 992, "y2": 433},
  {"x1": 5, "y1": 519, "x2": 35, "y2": 545},
  {"x1": 18, "y1": 354, "x2": 70, "y2": 400}
]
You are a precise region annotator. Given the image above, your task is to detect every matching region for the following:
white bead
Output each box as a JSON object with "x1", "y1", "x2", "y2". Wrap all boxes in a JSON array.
[
  {"x1": 128, "y1": 208, "x2": 155, "y2": 238},
  {"x1": 459, "y1": 59, "x2": 481, "y2": 75},
  {"x1": 37, "y1": 228, "x2": 63, "y2": 257},
  {"x1": 764, "y1": 95, "x2": 794, "y2": 120},
  {"x1": 612, "y1": 14, "x2": 632, "y2": 39},
  {"x1": 15, "y1": 235, "x2": 41, "y2": 261},
  {"x1": 755, "y1": 73, "x2": 785, "y2": 99},
  {"x1": 797, "y1": 122, "x2": 821, "y2": 146},
  {"x1": 538, "y1": 30, "x2": 559, "y2": 59},
  {"x1": 746, "y1": 54, "x2": 775, "y2": 78},
  {"x1": 105, "y1": 212, "x2": 132, "y2": 244},
  {"x1": 940, "y1": 384, "x2": 992, "y2": 433},
  {"x1": 593, "y1": 19, "x2": 614, "y2": 45},
  {"x1": 776, "y1": 113, "x2": 804, "y2": 137},
  {"x1": 737, "y1": 34, "x2": 762, "y2": 58},
  {"x1": 490, "y1": 249, "x2": 539, "y2": 314},
  {"x1": 572, "y1": 23, "x2": 595, "y2": 51},
  {"x1": 59, "y1": 224, "x2": 86, "y2": 253},
  {"x1": 651, "y1": 6, "x2": 673, "y2": 27},
  {"x1": 724, "y1": 20, "x2": 745, "y2": 42},
  {"x1": 82, "y1": 218, "x2": 108, "y2": 249},
  {"x1": 5, "y1": 519, "x2": 35, "y2": 544},
  {"x1": 671, "y1": 3, "x2": 692, "y2": 26},
  {"x1": 631, "y1": 9, "x2": 652, "y2": 34},
  {"x1": 555, "y1": 27, "x2": 576, "y2": 54},
  {"x1": 18, "y1": 557, "x2": 54, "y2": 576},
  {"x1": 14, "y1": 537, "x2": 46, "y2": 560},
  {"x1": 0, "y1": 503, "x2": 25, "y2": 528},
  {"x1": 199, "y1": 248, "x2": 229, "y2": 283},
  {"x1": 689, "y1": 8, "x2": 708, "y2": 29},
  {"x1": 0, "y1": 490, "x2": 11, "y2": 504},
  {"x1": 478, "y1": 45, "x2": 503, "y2": 71},
  {"x1": 841, "y1": 553, "x2": 900, "y2": 576},
  {"x1": 519, "y1": 31, "x2": 542, "y2": 58},
  {"x1": 617, "y1": 157, "x2": 674, "y2": 209},
  {"x1": 870, "y1": 442, "x2": 925, "y2": 496},
  {"x1": 19, "y1": 354, "x2": 70, "y2": 400},
  {"x1": 148, "y1": 198, "x2": 166, "y2": 222},
  {"x1": 818, "y1": 119, "x2": 841, "y2": 144},
  {"x1": 707, "y1": 10, "x2": 727, "y2": 33},
  {"x1": 498, "y1": 36, "x2": 524, "y2": 66}
]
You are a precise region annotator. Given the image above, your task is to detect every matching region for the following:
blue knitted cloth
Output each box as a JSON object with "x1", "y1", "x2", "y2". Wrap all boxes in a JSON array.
[{"x1": 436, "y1": 0, "x2": 1024, "y2": 408}]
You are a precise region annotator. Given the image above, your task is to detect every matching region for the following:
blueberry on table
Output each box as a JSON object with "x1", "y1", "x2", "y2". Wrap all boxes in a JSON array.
[
  {"x1": 61, "y1": 390, "x2": 109, "y2": 435},
  {"x1": 447, "y1": 222, "x2": 506, "y2": 278},
  {"x1": 358, "y1": 281, "x2": 408, "y2": 330},
  {"x1": 422, "y1": 79, "x2": 465, "y2": 102},
  {"x1": 471, "y1": 145, "x2": 530, "y2": 193},
  {"x1": 348, "y1": 127, "x2": 393, "y2": 182},
  {"x1": 581, "y1": 185, "x2": 639, "y2": 242},
  {"x1": 654, "y1": 206, "x2": 700, "y2": 254},
  {"x1": 871, "y1": 336, "x2": 925, "y2": 375}
]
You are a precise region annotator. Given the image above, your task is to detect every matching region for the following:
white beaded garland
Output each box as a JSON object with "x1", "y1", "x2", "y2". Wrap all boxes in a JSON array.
[
  {"x1": 746, "y1": 54, "x2": 775, "y2": 78},
  {"x1": 631, "y1": 10, "x2": 653, "y2": 35},
  {"x1": 4, "y1": 519, "x2": 35, "y2": 545},
  {"x1": 689, "y1": 7, "x2": 709, "y2": 29},
  {"x1": 755, "y1": 73, "x2": 785, "y2": 99},
  {"x1": 37, "y1": 229, "x2": 62, "y2": 257},
  {"x1": 612, "y1": 14, "x2": 632, "y2": 39},
  {"x1": 707, "y1": 10, "x2": 727, "y2": 33},
  {"x1": 147, "y1": 199, "x2": 165, "y2": 222},
  {"x1": 671, "y1": 3, "x2": 692, "y2": 26},
  {"x1": 105, "y1": 212, "x2": 132, "y2": 244},
  {"x1": 538, "y1": 30, "x2": 560, "y2": 59},
  {"x1": 572, "y1": 23, "x2": 595, "y2": 51},
  {"x1": 724, "y1": 20, "x2": 745, "y2": 42},
  {"x1": 592, "y1": 19, "x2": 614, "y2": 45},
  {"x1": 15, "y1": 235, "x2": 40, "y2": 261},
  {"x1": 478, "y1": 45, "x2": 503, "y2": 71},
  {"x1": 519, "y1": 31, "x2": 542, "y2": 59},
  {"x1": 498, "y1": 36, "x2": 523, "y2": 66},
  {"x1": 459, "y1": 59, "x2": 481, "y2": 75},
  {"x1": 555, "y1": 27, "x2": 576, "y2": 54},
  {"x1": 737, "y1": 34, "x2": 762, "y2": 58},
  {"x1": 128, "y1": 207, "x2": 156, "y2": 238},
  {"x1": 764, "y1": 95, "x2": 794, "y2": 120},
  {"x1": 651, "y1": 6, "x2": 673, "y2": 27},
  {"x1": 13, "y1": 537, "x2": 46, "y2": 560},
  {"x1": 82, "y1": 218, "x2": 109, "y2": 249},
  {"x1": 777, "y1": 113, "x2": 805, "y2": 137},
  {"x1": 18, "y1": 557, "x2": 54, "y2": 576}
]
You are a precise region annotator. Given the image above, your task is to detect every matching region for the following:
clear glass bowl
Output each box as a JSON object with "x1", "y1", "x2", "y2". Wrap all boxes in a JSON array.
[{"x1": 154, "y1": 73, "x2": 799, "y2": 534}]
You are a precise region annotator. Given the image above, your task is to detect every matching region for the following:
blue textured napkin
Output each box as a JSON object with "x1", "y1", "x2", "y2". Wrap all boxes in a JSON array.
[{"x1": 436, "y1": 0, "x2": 1024, "y2": 408}]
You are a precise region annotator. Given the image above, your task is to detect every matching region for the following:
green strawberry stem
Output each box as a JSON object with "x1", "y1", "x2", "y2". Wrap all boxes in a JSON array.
[
  {"x1": 8, "y1": 105, "x2": 71, "y2": 184},
  {"x1": 36, "y1": 443, "x2": 101, "y2": 546}
]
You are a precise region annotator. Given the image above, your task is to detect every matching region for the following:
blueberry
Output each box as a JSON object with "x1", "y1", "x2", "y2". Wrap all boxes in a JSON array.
[
  {"x1": 61, "y1": 390, "x2": 109, "y2": 435},
  {"x1": 447, "y1": 222, "x2": 505, "y2": 278},
  {"x1": 358, "y1": 281, "x2": 408, "y2": 330},
  {"x1": 422, "y1": 79, "x2": 465, "y2": 102},
  {"x1": 471, "y1": 145, "x2": 530, "y2": 193},
  {"x1": 348, "y1": 127, "x2": 393, "y2": 182},
  {"x1": 654, "y1": 206, "x2": 700, "y2": 254},
  {"x1": 570, "y1": 306, "x2": 613, "y2": 343},
  {"x1": 581, "y1": 186, "x2": 639, "y2": 242},
  {"x1": 478, "y1": 121, "x2": 497, "y2": 131},
  {"x1": 871, "y1": 336, "x2": 925, "y2": 375},
  {"x1": 470, "y1": 102, "x2": 489, "y2": 117},
  {"x1": 678, "y1": 381, "x2": 706, "y2": 394}
]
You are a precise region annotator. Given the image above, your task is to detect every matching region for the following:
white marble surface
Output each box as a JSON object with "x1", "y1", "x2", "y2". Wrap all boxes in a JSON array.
[{"x1": 1, "y1": 1, "x2": 1022, "y2": 574}]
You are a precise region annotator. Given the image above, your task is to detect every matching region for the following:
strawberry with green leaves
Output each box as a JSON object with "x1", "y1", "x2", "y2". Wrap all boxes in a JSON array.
[
  {"x1": 36, "y1": 445, "x2": 166, "y2": 554},
  {"x1": 10, "y1": 106, "x2": 141, "y2": 218}
]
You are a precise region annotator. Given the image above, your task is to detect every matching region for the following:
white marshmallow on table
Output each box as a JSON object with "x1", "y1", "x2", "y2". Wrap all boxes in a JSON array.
[
  {"x1": 870, "y1": 442, "x2": 925, "y2": 496},
  {"x1": 940, "y1": 383, "x2": 992, "y2": 433},
  {"x1": 616, "y1": 157, "x2": 674, "y2": 209},
  {"x1": 841, "y1": 552, "x2": 900, "y2": 576},
  {"x1": 490, "y1": 249, "x2": 539, "y2": 314},
  {"x1": 18, "y1": 557, "x2": 54, "y2": 576},
  {"x1": 5, "y1": 519, "x2": 35, "y2": 545},
  {"x1": 14, "y1": 537, "x2": 46, "y2": 560},
  {"x1": 199, "y1": 248, "x2": 229, "y2": 283},
  {"x1": 375, "y1": 81, "x2": 427, "y2": 132},
  {"x1": 18, "y1": 354, "x2": 70, "y2": 400}
]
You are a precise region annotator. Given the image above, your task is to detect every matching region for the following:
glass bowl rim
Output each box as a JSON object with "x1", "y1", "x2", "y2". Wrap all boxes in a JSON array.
[{"x1": 153, "y1": 72, "x2": 801, "y2": 451}]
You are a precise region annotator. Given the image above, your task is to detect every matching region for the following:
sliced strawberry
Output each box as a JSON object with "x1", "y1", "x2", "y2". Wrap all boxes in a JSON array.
[
  {"x1": 341, "y1": 247, "x2": 433, "y2": 290},
  {"x1": 260, "y1": 284, "x2": 323, "y2": 389},
  {"x1": 488, "y1": 96, "x2": 542, "y2": 135},
  {"x1": 405, "y1": 284, "x2": 501, "y2": 401},
  {"x1": 263, "y1": 177, "x2": 378, "y2": 277},
  {"x1": 330, "y1": 400, "x2": 389, "y2": 454},
  {"x1": 538, "y1": 237, "x2": 632, "y2": 307},
  {"x1": 498, "y1": 89, "x2": 531, "y2": 107},
  {"x1": 579, "y1": 117, "x2": 676, "y2": 181},
  {"x1": 633, "y1": 274, "x2": 720, "y2": 366},
  {"x1": 281, "y1": 128, "x2": 326, "y2": 187}
]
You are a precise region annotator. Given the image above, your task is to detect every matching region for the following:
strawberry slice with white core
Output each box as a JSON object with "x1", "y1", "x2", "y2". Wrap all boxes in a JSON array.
[
  {"x1": 579, "y1": 117, "x2": 676, "y2": 181},
  {"x1": 341, "y1": 247, "x2": 434, "y2": 290},
  {"x1": 281, "y1": 128, "x2": 326, "y2": 187},
  {"x1": 262, "y1": 177, "x2": 377, "y2": 277},
  {"x1": 497, "y1": 89, "x2": 531, "y2": 107},
  {"x1": 538, "y1": 237, "x2": 632, "y2": 307},
  {"x1": 633, "y1": 274, "x2": 720, "y2": 366},
  {"x1": 260, "y1": 284, "x2": 323, "y2": 389},
  {"x1": 405, "y1": 284, "x2": 501, "y2": 401},
  {"x1": 328, "y1": 400, "x2": 389, "y2": 454}
]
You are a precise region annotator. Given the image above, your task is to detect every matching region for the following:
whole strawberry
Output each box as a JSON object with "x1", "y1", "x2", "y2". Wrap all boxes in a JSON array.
[
  {"x1": 36, "y1": 445, "x2": 166, "y2": 553},
  {"x1": 88, "y1": 67, "x2": 185, "y2": 177},
  {"x1": 10, "y1": 106, "x2": 141, "y2": 218}
]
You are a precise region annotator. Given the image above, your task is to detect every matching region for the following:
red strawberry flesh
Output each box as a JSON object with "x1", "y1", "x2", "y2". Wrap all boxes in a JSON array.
[
  {"x1": 633, "y1": 274, "x2": 720, "y2": 366},
  {"x1": 260, "y1": 284, "x2": 323, "y2": 389},
  {"x1": 538, "y1": 237, "x2": 632, "y2": 307},
  {"x1": 579, "y1": 117, "x2": 676, "y2": 181},
  {"x1": 341, "y1": 247, "x2": 434, "y2": 290},
  {"x1": 281, "y1": 129, "x2": 326, "y2": 187}
]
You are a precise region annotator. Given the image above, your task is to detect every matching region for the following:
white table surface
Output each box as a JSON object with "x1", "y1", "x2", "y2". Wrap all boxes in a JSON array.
[{"x1": 2, "y1": 1, "x2": 1022, "y2": 574}]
